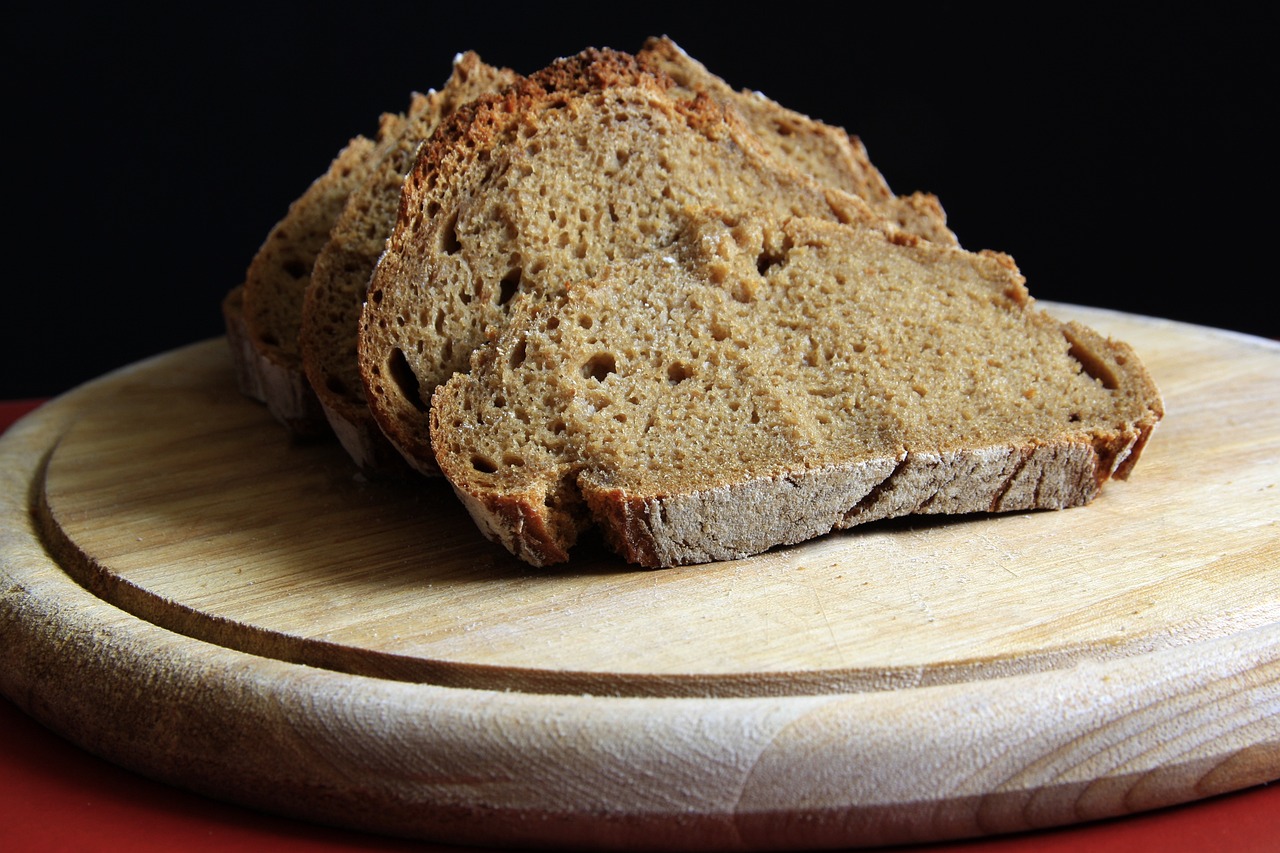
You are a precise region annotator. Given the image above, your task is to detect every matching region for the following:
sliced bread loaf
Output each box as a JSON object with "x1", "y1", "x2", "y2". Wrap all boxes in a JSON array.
[
  {"x1": 301, "y1": 52, "x2": 518, "y2": 474},
  {"x1": 637, "y1": 36, "x2": 956, "y2": 246},
  {"x1": 238, "y1": 123, "x2": 397, "y2": 436},
  {"x1": 430, "y1": 209, "x2": 1163, "y2": 567},
  {"x1": 359, "y1": 48, "x2": 883, "y2": 476}
]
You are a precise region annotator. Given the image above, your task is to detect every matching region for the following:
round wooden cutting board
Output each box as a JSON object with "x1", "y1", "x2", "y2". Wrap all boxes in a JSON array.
[{"x1": 1, "y1": 304, "x2": 1277, "y2": 850}]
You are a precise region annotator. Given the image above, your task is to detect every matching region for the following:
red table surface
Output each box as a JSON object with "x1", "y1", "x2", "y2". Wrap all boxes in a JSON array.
[{"x1": 2, "y1": 398, "x2": 1277, "y2": 852}]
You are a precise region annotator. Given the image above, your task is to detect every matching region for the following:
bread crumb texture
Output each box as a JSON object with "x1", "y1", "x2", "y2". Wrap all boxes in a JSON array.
[
  {"x1": 224, "y1": 41, "x2": 1162, "y2": 568},
  {"x1": 301, "y1": 53, "x2": 518, "y2": 472},
  {"x1": 431, "y1": 210, "x2": 1162, "y2": 567},
  {"x1": 359, "y1": 48, "x2": 886, "y2": 474}
]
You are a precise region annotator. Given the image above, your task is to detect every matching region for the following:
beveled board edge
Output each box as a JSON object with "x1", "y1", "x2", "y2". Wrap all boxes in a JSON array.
[{"x1": 2, "y1": 322, "x2": 1279, "y2": 850}]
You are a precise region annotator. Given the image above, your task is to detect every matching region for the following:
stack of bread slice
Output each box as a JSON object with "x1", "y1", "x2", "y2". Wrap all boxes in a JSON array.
[
  {"x1": 226, "y1": 39, "x2": 1162, "y2": 568},
  {"x1": 228, "y1": 51, "x2": 519, "y2": 460},
  {"x1": 301, "y1": 53, "x2": 519, "y2": 472},
  {"x1": 224, "y1": 128, "x2": 384, "y2": 435}
]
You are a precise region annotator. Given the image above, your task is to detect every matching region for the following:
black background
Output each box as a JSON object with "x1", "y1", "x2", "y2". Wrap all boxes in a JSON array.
[{"x1": 5, "y1": 4, "x2": 1272, "y2": 400}]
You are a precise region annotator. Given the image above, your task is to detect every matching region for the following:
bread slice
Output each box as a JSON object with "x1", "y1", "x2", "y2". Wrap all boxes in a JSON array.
[
  {"x1": 221, "y1": 285, "x2": 263, "y2": 402},
  {"x1": 300, "y1": 52, "x2": 518, "y2": 474},
  {"x1": 637, "y1": 36, "x2": 956, "y2": 246},
  {"x1": 359, "y1": 48, "x2": 883, "y2": 476},
  {"x1": 430, "y1": 209, "x2": 1163, "y2": 567},
  {"x1": 238, "y1": 123, "x2": 397, "y2": 436}
]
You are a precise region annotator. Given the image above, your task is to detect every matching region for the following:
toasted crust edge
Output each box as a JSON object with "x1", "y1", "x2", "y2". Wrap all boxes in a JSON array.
[{"x1": 437, "y1": 422, "x2": 1159, "y2": 569}]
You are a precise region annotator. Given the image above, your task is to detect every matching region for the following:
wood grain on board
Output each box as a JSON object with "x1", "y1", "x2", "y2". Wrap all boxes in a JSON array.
[{"x1": 1, "y1": 304, "x2": 1277, "y2": 849}]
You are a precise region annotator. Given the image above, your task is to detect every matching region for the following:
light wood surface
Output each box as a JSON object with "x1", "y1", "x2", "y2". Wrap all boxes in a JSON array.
[{"x1": 2, "y1": 304, "x2": 1277, "y2": 849}]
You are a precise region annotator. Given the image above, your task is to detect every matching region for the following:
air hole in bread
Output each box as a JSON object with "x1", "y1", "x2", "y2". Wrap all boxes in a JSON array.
[
  {"x1": 470, "y1": 454, "x2": 498, "y2": 474},
  {"x1": 667, "y1": 362, "x2": 693, "y2": 384},
  {"x1": 283, "y1": 259, "x2": 310, "y2": 279},
  {"x1": 583, "y1": 353, "x2": 617, "y2": 382},
  {"x1": 1064, "y1": 331, "x2": 1120, "y2": 390},
  {"x1": 440, "y1": 212, "x2": 463, "y2": 255},
  {"x1": 386, "y1": 348, "x2": 427, "y2": 413},
  {"x1": 757, "y1": 248, "x2": 784, "y2": 276},
  {"x1": 508, "y1": 339, "x2": 527, "y2": 369},
  {"x1": 496, "y1": 268, "x2": 522, "y2": 306}
]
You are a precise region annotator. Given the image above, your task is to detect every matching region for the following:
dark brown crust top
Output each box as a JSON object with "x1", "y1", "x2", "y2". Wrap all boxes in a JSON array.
[{"x1": 394, "y1": 49, "x2": 708, "y2": 233}]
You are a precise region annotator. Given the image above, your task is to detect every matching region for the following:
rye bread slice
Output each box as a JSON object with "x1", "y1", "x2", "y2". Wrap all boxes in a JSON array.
[
  {"x1": 358, "y1": 48, "x2": 882, "y2": 476},
  {"x1": 237, "y1": 122, "x2": 396, "y2": 436},
  {"x1": 300, "y1": 52, "x2": 518, "y2": 474},
  {"x1": 638, "y1": 36, "x2": 956, "y2": 246},
  {"x1": 430, "y1": 210, "x2": 1162, "y2": 567}
]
